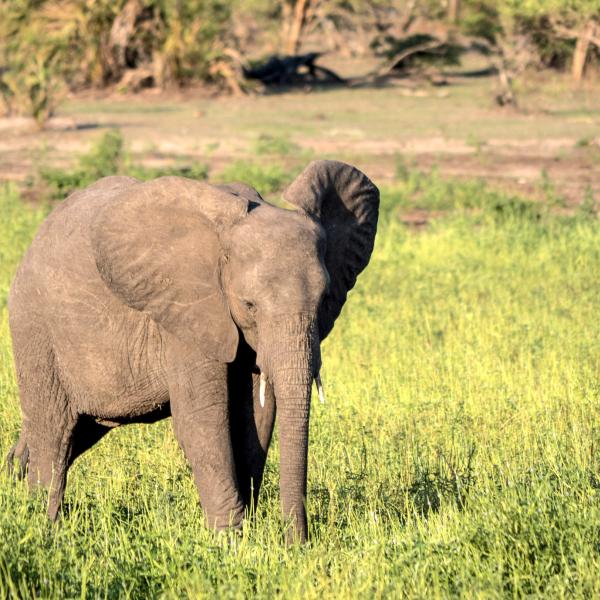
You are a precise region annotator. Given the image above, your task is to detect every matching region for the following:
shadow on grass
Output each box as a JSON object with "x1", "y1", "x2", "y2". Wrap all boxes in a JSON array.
[
  {"x1": 310, "y1": 439, "x2": 477, "y2": 534},
  {"x1": 406, "y1": 444, "x2": 477, "y2": 517}
]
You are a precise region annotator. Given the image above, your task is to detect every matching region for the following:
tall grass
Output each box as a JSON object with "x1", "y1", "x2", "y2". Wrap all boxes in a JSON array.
[{"x1": 0, "y1": 174, "x2": 599, "y2": 597}]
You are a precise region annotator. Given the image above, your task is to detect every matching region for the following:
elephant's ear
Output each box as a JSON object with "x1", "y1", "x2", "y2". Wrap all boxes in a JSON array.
[
  {"x1": 91, "y1": 176, "x2": 248, "y2": 362},
  {"x1": 284, "y1": 160, "x2": 379, "y2": 339}
]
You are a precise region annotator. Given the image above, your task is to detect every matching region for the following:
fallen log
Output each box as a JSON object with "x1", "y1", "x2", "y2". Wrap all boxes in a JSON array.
[{"x1": 243, "y1": 53, "x2": 345, "y2": 86}]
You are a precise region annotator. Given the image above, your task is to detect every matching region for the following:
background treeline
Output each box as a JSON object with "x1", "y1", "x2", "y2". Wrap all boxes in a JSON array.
[{"x1": 1, "y1": 0, "x2": 599, "y2": 124}]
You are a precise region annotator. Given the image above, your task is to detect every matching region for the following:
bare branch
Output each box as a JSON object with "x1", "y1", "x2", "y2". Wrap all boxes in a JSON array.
[
  {"x1": 547, "y1": 16, "x2": 579, "y2": 40},
  {"x1": 379, "y1": 39, "x2": 445, "y2": 75}
]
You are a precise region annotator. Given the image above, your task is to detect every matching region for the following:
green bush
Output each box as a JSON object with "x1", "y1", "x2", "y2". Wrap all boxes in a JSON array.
[
  {"x1": 38, "y1": 130, "x2": 209, "y2": 199},
  {"x1": 252, "y1": 134, "x2": 301, "y2": 156},
  {"x1": 127, "y1": 163, "x2": 210, "y2": 182},
  {"x1": 385, "y1": 166, "x2": 550, "y2": 226},
  {"x1": 217, "y1": 160, "x2": 295, "y2": 194},
  {"x1": 460, "y1": 0, "x2": 502, "y2": 43}
]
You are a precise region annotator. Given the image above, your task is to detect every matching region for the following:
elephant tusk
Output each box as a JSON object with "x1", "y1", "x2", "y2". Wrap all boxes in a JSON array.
[
  {"x1": 259, "y1": 372, "x2": 267, "y2": 408},
  {"x1": 315, "y1": 373, "x2": 326, "y2": 404}
]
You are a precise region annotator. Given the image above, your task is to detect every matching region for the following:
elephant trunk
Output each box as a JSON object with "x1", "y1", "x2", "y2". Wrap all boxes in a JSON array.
[{"x1": 257, "y1": 314, "x2": 320, "y2": 543}]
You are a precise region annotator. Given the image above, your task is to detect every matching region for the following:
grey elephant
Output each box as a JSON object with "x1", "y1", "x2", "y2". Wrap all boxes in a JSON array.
[{"x1": 7, "y1": 160, "x2": 379, "y2": 542}]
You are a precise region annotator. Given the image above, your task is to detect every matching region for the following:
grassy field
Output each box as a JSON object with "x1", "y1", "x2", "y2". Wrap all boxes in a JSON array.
[
  {"x1": 2, "y1": 72, "x2": 599, "y2": 205},
  {"x1": 1, "y1": 155, "x2": 599, "y2": 597}
]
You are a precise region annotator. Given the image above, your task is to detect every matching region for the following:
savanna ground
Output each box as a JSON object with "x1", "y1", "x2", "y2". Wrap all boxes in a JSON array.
[{"x1": 0, "y1": 68, "x2": 599, "y2": 597}]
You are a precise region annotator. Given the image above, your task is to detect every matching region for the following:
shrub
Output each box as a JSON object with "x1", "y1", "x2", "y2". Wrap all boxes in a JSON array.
[
  {"x1": 0, "y1": 0, "x2": 71, "y2": 124},
  {"x1": 38, "y1": 130, "x2": 208, "y2": 199},
  {"x1": 217, "y1": 160, "x2": 294, "y2": 194},
  {"x1": 0, "y1": 0, "x2": 233, "y2": 124},
  {"x1": 252, "y1": 134, "x2": 301, "y2": 156}
]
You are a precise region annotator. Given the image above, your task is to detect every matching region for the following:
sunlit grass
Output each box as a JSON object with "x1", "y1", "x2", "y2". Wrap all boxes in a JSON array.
[{"x1": 0, "y1": 173, "x2": 599, "y2": 597}]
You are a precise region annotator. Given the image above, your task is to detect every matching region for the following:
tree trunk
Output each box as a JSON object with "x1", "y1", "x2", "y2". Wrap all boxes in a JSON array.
[
  {"x1": 282, "y1": 0, "x2": 311, "y2": 55},
  {"x1": 447, "y1": 0, "x2": 460, "y2": 24},
  {"x1": 490, "y1": 44, "x2": 517, "y2": 109},
  {"x1": 107, "y1": 0, "x2": 142, "y2": 80},
  {"x1": 572, "y1": 20, "x2": 594, "y2": 83}
]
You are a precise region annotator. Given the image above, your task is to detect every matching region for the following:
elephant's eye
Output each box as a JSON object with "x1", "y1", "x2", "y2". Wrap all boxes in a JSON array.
[{"x1": 243, "y1": 299, "x2": 256, "y2": 313}]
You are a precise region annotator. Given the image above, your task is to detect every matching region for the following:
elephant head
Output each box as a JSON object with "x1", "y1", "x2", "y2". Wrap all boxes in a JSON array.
[{"x1": 91, "y1": 160, "x2": 379, "y2": 542}]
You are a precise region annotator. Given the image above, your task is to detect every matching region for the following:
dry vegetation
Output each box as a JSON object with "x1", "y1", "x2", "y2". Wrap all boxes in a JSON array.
[
  {"x1": 1, "y1": 66, "x2": 598, "y2": 208},
  {"x1": 1, "y1": 0, "x2": 599, "y2": 124}
]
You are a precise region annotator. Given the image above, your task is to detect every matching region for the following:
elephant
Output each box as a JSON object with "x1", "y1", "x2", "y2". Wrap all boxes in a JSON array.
[{"x1": 6, "y1": 160, "x2": 379, "y2": 543}]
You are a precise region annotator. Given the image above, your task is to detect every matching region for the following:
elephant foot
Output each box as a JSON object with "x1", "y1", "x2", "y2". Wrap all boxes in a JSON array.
[{"x1": 205, "y1": 504, "x2": 245, "y2": 533}]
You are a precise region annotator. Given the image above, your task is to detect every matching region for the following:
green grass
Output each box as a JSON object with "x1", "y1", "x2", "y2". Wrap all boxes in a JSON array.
[
  {"x1": 252, "y1": 134, "x2": 302, "y2": 157},
  {"x1": 1, "y1": 172, "x2": 599, "y2": 598},
  {"x1": 216, "y1": 160, "x2": 296, "y2": 194},
  {"x1": 35, "y1": 131, "x2": 209, "y2": 199},
  {"x1": 55, "y1": 76, "x2": 600, "y2": 149}
]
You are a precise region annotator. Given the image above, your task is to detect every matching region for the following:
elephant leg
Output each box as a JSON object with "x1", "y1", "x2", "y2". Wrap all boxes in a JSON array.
[
  {"x1": 6, "y1": 433, "x2": 29, "y2": 480},
  {"x1": 25, "y1": 384, "x2": 77, "y2": 522},
  {"x1": 12, "y1": 333, "x2": 76, "y2": 521},
  {"x1": 166, "y1": 348, "x2": 244, "y2": 532},
  {"x1": 229, "y1": 361, "x2": 276, "y2": 512}
]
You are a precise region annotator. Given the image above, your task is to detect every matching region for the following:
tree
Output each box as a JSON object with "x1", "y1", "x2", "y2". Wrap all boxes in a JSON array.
[
  {"x1": 281, "y1": 0, "x2": 313, "y2": 54},
  {"x1": 448, "y1": 0, "x2": 461, "y2": 23},
  {"x1": 507, "y1": 0, "x2": 600, "y2": 82}
]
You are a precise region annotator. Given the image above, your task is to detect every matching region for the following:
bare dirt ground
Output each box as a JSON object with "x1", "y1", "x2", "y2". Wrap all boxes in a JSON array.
[{"x1": 1, "y1": 62, "x2": 599, "y2": 206}]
